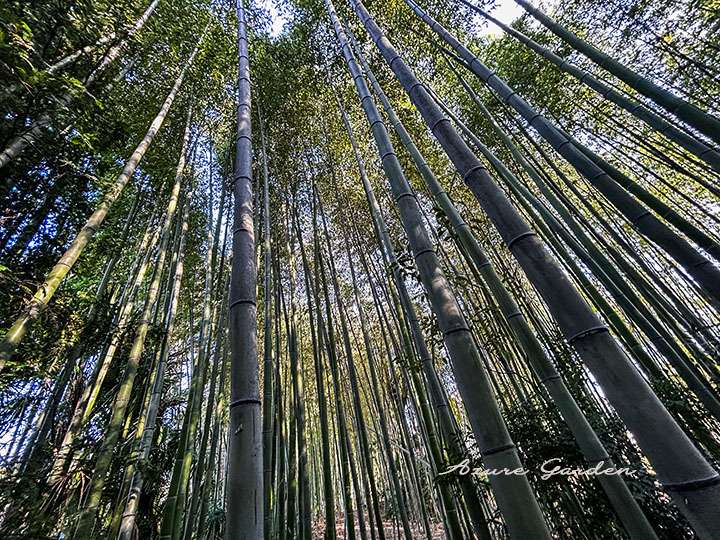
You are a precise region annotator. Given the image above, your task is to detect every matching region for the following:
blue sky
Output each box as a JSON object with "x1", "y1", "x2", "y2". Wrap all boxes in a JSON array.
[{"x1": 260, "y1": 0, "x2": 527, "y2": 38}]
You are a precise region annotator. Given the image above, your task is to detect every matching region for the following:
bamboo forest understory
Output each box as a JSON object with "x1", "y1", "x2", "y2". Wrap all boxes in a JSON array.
[{"x1": 1, "y1": 0, "x2": 720, "y2": 537}]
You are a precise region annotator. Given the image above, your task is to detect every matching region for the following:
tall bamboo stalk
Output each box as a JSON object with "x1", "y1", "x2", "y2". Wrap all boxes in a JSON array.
[
  {"x1": 337, "y1": 91, "x2": 486, "y2": 540},
  {"x1": 116, "y1": 173, "x2": 192, "y2": 540},
  {"x1": 430, "y1": 77, "x2": 720, "y2": 422},
  {"x1": 353, "y1": 42, "x2": 658, "y2": 539},
  {"x1": 72, "y1": 111, "x2": 190, "y2": 539},
  {"x1": 294, "y1": 199, "x2": 337, "y2": 540},
  {"x1": 258, "y1": 107, "x2": 275, "y2": 540},
  {"x1": 226, "y1": 0, "x2": 262, "y2": 536}
]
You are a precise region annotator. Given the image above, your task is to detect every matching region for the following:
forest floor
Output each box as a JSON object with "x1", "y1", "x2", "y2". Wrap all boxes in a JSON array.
[{"x1": 314, "y1": 515, "x2": 447, "y2": 539}]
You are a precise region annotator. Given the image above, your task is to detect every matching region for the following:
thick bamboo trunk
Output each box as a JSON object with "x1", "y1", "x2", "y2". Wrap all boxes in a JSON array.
[
  {"x1": 336, "y1": 96, "x2": 468, "y2": 540},
  {"x1": 355, "y1": 45, "x2": 657, "y2": 539},
  {"x1": 431, "y1": 82, "x2": 720, "y2": 423},
  {"x1": 225, "y1": 0, "x2": 262, "y2": 536}
]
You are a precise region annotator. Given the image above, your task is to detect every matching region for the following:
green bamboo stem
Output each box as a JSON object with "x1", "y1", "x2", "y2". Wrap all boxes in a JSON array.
[
  {"x1": 513, "y1": 0, "x2": 720, "y2": 146},
  {"x1": 0, "y1": 35, "x2": 203, "y2": 370}
]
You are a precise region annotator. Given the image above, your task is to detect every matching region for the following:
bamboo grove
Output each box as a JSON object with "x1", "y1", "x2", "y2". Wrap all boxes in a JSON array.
[{"x1": 1, "y1": 0, "x2": 719, "y2": 537}]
